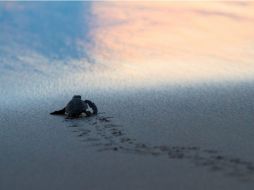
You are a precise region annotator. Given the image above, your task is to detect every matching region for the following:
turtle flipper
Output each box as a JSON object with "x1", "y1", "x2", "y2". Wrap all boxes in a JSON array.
[
  {"x1": 84, "y1": 100, "x2": 98, "y2": 115},
  {"x1": 50, "y1": 107, "x2": 66, "y2": 115}
]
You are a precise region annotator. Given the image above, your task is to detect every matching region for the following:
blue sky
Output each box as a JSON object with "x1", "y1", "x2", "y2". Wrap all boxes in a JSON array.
[{"x1": 0, "y1": 2, "x2": 92, "y2": 63}]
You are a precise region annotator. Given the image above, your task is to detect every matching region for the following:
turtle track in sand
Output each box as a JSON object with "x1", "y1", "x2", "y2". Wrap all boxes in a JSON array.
[{"x1": 66, "y1": 114, "x2": 254, "y2": 182}]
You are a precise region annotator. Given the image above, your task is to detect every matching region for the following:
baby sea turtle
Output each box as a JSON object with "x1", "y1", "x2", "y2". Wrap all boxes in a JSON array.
[{"x1": 50, "y1": 95, "x2": 98, "y2": 118}]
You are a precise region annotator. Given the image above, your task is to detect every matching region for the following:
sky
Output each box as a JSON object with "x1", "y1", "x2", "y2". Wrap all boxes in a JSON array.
[
  {"x1": 0, "y1": 1, "x2": 254, "y2": 99},
  {"x1": 89, "y1": 1, "x2": 254, "y2": 83}
]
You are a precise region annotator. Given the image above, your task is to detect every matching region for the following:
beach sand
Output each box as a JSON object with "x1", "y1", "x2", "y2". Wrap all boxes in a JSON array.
[{"x1": 1, "y1": 82, "x2": 254, "y2": 190}]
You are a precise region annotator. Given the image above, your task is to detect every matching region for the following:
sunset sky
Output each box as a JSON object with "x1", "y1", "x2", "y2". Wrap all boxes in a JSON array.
[
  {"x1": 1, "y1": 1, "x2": 254, "y2": 90},
  {"x1": 88, "y1": 1, "x2": 254, "y2": 84}
]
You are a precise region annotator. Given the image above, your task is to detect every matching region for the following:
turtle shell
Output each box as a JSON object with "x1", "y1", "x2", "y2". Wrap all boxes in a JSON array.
[{"x1": 65, "y1": 96, "x2": 87, "y2": 117}]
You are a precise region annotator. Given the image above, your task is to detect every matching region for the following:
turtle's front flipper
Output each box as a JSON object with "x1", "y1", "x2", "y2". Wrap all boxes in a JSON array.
[
  {"x1": 50, "y1": 107, "x2": 66, "y2": 115},
  {"x1": 84, "y1": 100, "x2": 98, "y2": 115}
]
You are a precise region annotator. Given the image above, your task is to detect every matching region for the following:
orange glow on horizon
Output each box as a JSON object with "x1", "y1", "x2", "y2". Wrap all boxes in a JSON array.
[{"x1": 84, "y1": 2, "x2": 254, "y2": 86}]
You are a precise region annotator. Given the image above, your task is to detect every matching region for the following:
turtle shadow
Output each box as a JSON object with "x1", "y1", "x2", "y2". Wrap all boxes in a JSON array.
[{"x1": 66, "y1": 113, "x2": 254, "y2": 182}]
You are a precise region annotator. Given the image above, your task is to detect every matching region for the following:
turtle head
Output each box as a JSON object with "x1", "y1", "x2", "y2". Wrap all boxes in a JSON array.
[{"x1": 73, "y1": 95, "x2": 81, "y2": 99}]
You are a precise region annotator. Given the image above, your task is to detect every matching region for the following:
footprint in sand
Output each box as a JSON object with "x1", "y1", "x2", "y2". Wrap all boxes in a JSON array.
[{"x1": 66, "y1": 114, "x2": 254, "y2": 182}]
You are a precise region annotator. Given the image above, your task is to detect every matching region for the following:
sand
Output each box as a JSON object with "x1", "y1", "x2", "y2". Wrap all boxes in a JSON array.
[{"x1": 1, "y1": 82, "x2": 254, "y2": 190}]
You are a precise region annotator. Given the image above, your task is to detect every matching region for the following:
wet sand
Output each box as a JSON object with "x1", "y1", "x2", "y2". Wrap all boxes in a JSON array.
[{"x1": 1, "y1": 82, "x2": 254, "y2": 190}]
